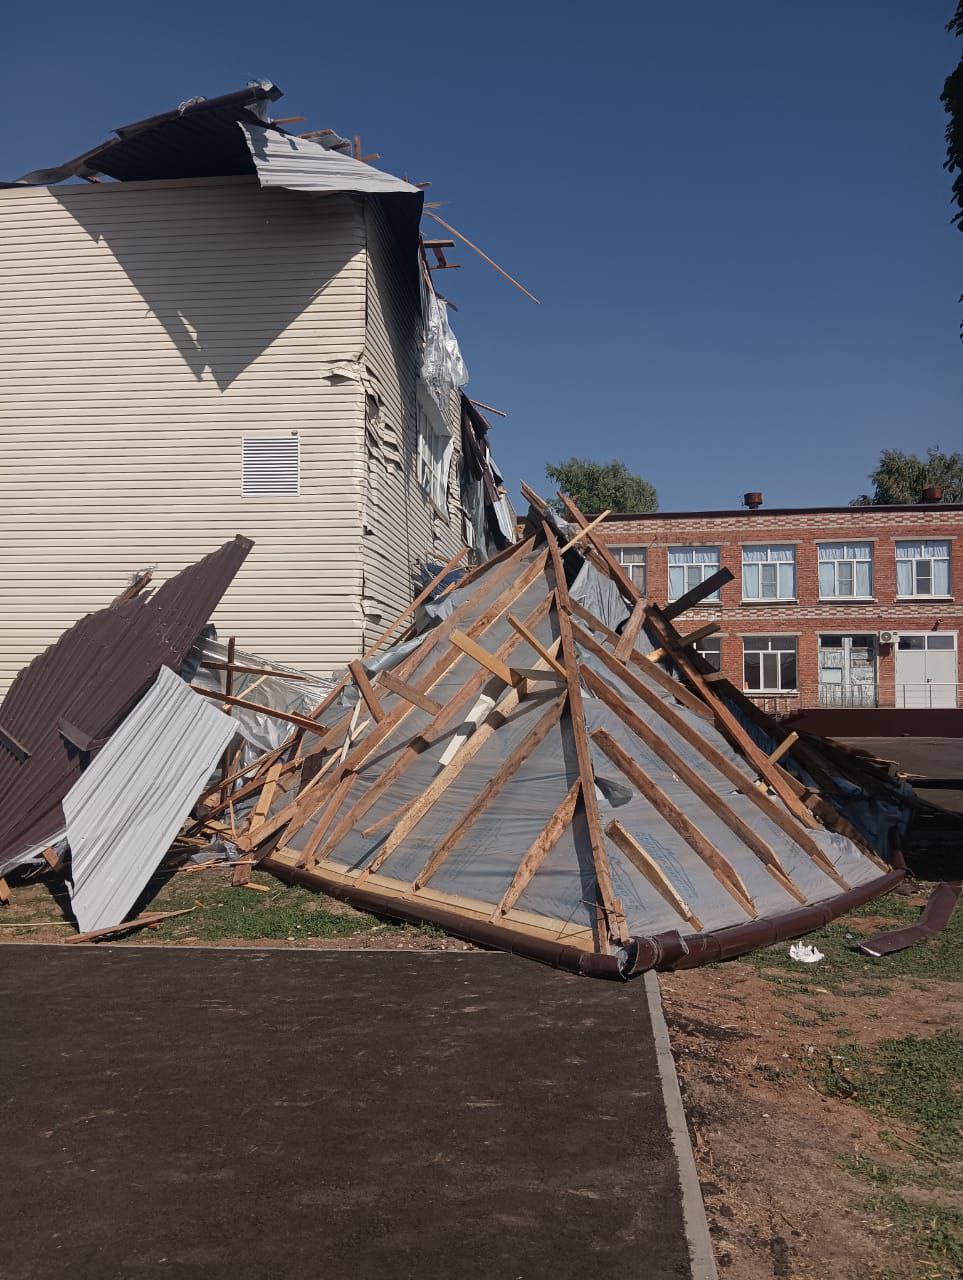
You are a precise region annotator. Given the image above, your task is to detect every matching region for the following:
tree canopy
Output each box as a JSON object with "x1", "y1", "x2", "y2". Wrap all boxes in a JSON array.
[
  {"x1": 850, "y1": 447, "x2": 963, "y2": 505},
  {"x1": 942, "y1": 3, "x2": 963, "y2": 232},
  {"x1": 545, "y1": 458, "x2": 658, "y2": 514}
]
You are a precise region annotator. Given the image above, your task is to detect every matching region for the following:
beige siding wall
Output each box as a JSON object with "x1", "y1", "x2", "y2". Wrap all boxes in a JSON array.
[
  {"x1": 0, "y1": 175, "x2": 369, "y2": 691},
  {"x1": 360, "y1": 200, "x2": 464, "y2": 647}
]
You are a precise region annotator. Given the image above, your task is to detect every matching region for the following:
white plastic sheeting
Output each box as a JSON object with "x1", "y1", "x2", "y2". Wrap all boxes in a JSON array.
[
  {"x1": 421, "y1": 289, "x2": 468, "y2": 411},
  {"x1": 239, "y1": 123, "x2": 420, "y2": 196},
  {"x1": 64, "y1": 666, "x2": 235, "y2": 933}
]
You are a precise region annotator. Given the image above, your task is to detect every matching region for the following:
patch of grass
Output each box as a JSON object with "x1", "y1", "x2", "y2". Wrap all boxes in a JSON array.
[
  {"x1": 741, "y1": 889, "x2": 962, "y2": 994},
  {"x1": 867, "y1": 1193, "x2": 963, "y2": 1277},
  {"x1": 841, "y1": 1153, "x2": 941, "y2": 1192},
  {"x1": 821, "y1": 1032, "x2": 963, "y2": 1159}
]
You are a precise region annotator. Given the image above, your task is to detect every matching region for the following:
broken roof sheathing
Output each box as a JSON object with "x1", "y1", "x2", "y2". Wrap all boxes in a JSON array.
[
  {"x1": 0, "y1": 536, "x2": 251, "y2": 871},
  {"x1": 190, "y1": 496, "x2": 906, "y2": 981}
]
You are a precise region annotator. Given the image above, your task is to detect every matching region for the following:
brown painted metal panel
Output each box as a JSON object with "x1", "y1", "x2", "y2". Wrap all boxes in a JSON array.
[{"x1": 0, "y1": 536, "x2": 252, "y2": 864}]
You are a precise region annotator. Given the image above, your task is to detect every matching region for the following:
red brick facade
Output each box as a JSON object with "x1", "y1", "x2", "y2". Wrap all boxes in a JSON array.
[{"x1": 600, "y1": 503, "x2": 963, "y2": 715}]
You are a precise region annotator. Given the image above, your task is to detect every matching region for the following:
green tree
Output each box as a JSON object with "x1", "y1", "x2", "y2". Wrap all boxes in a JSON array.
[
  {"x1": 942, "y1": 3, "x2": 963, "y2": 231},
  {"x1": 851, "y1": 447, "x2": 963, "y2": 505},
  {"x1": 545, "y1": 457, "x2": 658, "y2": 514}
]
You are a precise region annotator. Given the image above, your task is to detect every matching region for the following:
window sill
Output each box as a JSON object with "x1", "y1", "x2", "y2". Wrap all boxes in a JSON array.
[
  {"x1": 894, "y1": 595, "x2": 954, "y2": 603},
  {"x1": 818, "y1": 597, "x2": 876, "y2": 604},
  {"x1": 740, "y1": 598, "x2": 798, "y2": 606}
]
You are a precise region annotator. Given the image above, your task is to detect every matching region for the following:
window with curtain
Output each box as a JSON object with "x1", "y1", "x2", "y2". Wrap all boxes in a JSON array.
[
  {"x1": 743, "y1": 635, "x2": 797, "y2": 692},
  {"x1": 668, "y1": 546, "x2": 720, "y2": 601},
  {"x1": 742, "y1": 544, "x2": 796, "y2": 600},
  {"x1": 817, "y1": 542, "x2": 873, "y2": 599},
  {"x1": 895, "y1": 541, "x2": 950, "y2": 597},
  {"x1": 615, "y1": 546, "x2": 646, "y2": 592}
]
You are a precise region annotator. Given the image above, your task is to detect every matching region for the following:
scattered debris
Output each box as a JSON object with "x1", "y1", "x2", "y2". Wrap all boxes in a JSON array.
[{"x1": 788, "y1": 944, "x2": 825, "y2": 965}]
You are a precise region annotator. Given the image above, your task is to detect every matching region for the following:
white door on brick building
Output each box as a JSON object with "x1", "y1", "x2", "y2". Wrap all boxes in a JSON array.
[{"x1": 895, "y1": 634, "x2": 958, "y2": 708}]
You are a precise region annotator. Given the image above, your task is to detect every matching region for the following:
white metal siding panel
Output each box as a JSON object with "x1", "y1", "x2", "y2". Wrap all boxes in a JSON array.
[
  {"x1": 361, "y1": 200, "x2": 463, "y2": 644},
  {"x1": 0, "y1": 176, "x2": 368, "y2": 691}
]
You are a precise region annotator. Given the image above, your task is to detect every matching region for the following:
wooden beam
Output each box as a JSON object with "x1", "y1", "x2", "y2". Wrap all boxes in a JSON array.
[
  {"x1": 364, "y1": 548, "x2": 469, "y2": 657},
  {"x1": 493, "y1": 781, "x2": 581, "y2": 918},
  {"x1": 193, "y1": 687, "x2": 339, "y2": 737},
  {"x1": 0, "y1": 877, "x2": 9, "y2": 905},
  {"x1": 450, "y1": 630, "x2": 516, "y2": 686},
  {"x1": 605, "y1": 820, "x2": 703, "y2": 929},
  {"x1": 544, "y1": 523, "x2": 628, "y2": 946},
  {"x1": 586, "y1": 685, "x2": 806, "y2": 905},
  {"x1": 567, "y1": 616, "x2": 848, "y2": 886},
  {"x1": 768, "y1": 732, "x2": 799, "y2": 765},
  {"x1": 556, "y1": 492, "x2": 642, "y2": 605},
  {"x1": 506, "y1": 611, "x2": 567, "y2": 677},
  {"x1": 423, "y1": 211, "x2": 541, "y2": 304},
  {"x1": 65, "y1": 908, "x2": 194, "y2": 944},
  {"x1": 558, "y1": 510, "x2": 612, "y2": 555},
  {"x1": 614, "y1": 600, "x2": 646, "y2": 662},
  {"x1": 349, "y1": 660, "x2": 386, "y2": 724},
  {"x1": 662, "y1": 567, "x2": 734, "y2": 621},
  {"x1": 411, "y1": 694, "x2": 567, "y2": 890},
  {"x1": 250, "y1": 761, "x2": 283, "y2": 826},
  {"x1": 201, "y1": 661, "x2": 309, "y2": 680},
  {"x1": 645, "y1": 621, "x2": 721, "y2": 665},
  {"x1": 591, "y1": 730, "x2": 757, "y2": 918},
  {"x1": 297, "y1": 774, "x2": 356, "y2": 868},
  {"x1": 375, "y1": 670, "x2": 443, "y2": 716}
]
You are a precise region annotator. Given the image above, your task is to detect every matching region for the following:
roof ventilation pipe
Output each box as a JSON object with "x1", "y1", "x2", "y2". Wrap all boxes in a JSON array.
[{"x1": 743, "y1": 491, "x2": 763, "y2": 510}]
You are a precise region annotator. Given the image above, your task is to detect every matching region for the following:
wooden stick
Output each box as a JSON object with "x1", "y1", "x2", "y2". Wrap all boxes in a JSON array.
[
  {"x1": 614, "y1": 601, "x2": 646, "y2": 662},
  {"x1": 193, "y1": 687, "x2": 339, "y2": 736},
  {"x1": 0, "y1": 877, "x2": 9, "y2": 905},
  {"x1": 768, "y1": 732, "x2": 799, "y2": 765},
  {"x1": 506, "y1": 610, "x2": 567, "y2": 677},
  {"x1": 251, "y1": 761, "x2": 283, "y2": 825},
  {"x1": 349, "y1": 660, "x2": 386, "y2": 724},
  {"x1": 591, "y1": 731, "x2": 757, "y2": 918},
  {"x1": 423, "y1": 212, "x2": 541, "y2": 304},
  {"x1": 605, "y1": 820, "x2": 703, "y2": 929},
  {"x1": 557, "y1": 492, "x2": 642, "y2": 605},
  {"x1": 493, "y1": 781, "x2": 581, "y2": 918},
  {"x1": 645, "y1": 621, "x2": 721, "y2": 665},
  {"x1": 364, "y1": 546, "x2": 468, "y2": 658},
  {"x1": 411, "y1": 695, "x2": 566, "y2": 890},
  {"x1": 544, "y1": 522, "x2": 628, "y2": 946},
  {"x1": 375, "y1": 670, "x2": 443, "y2": 716},
  {"x1": 558, "y1": 510, "x2": 612, "y2": 555},
  {"x1": 450, "y1": 630, "x2": 516, "y2": 686},
  {"x1": 217, "y1": 635, "x2": 237, "y2": 804},
  {"x1": 65, "y1": 908, "x2": 194, "y2": 944},
  {"x1": 662, "y1": 567, "x2": 734, "y2": 621},
  {"x1": 297, "y1": 774, "x2": 356, "y2": 868},
  {"x1": 202, "y1": 660, "x2": 309, "y2": 680}
]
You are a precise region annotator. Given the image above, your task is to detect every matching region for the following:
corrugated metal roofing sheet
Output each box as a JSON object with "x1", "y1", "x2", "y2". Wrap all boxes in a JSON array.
[
  {"x1": 65, "y1": 665, "x2": 235, "y2": 933},
  {"x1": 0, "y1": 536, "x2": 252, "y2": 866},
  {"x1": 239, "y1": 124, "x2": 420, "y2": 195}
]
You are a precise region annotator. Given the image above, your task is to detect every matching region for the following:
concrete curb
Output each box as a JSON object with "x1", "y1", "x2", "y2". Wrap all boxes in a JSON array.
[{"x1": 644, "y1": 972, "x2": 718, "y2": 1280}]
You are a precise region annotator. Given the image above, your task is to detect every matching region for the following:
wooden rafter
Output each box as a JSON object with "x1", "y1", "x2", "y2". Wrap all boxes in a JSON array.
[{"x1": 493, "y1": 781, "x2": 581, "y2": 918}]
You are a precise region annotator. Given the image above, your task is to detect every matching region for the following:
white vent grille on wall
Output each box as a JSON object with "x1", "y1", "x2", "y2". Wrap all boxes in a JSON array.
[{"x1": 242, "y1": 436, "x2": 300, "y2": 497}]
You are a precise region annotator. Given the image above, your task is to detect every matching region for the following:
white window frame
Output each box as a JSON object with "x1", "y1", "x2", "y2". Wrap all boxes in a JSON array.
[
  {"x1": 895, "y1": 541, "x2": 951, "y2": 599},
  {"x1": 743, "y1": 634, "x2": 798, "y2": 693},
  {"x1": 694, "y1": 634, "x2": 722, "y2": 672},
  {"x1": 817, "y1": 542, "x2": 874, "y2": 600},
  {"x1": 416, "y1": 385, "x2": 454, "y2": 517},
  {"x1": 668, "y1": 546, "x2": 721, "y2": 602},
  {"x1": 615, "y1": 546, "x2": 647, "y2": 593},
  {"x1": 741, "y1": 544, "x2": 796, "y2": 601}
]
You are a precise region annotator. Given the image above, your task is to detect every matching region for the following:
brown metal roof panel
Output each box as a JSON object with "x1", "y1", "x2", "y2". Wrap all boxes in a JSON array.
[{"x1": 0, "y1": 536, "x2": 252, "y2": 867}]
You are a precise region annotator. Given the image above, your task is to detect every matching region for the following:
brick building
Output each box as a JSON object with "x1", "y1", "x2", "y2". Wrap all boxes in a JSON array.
[{"x1": 599, "y1": 498, "x2": 962, "y2": 715}]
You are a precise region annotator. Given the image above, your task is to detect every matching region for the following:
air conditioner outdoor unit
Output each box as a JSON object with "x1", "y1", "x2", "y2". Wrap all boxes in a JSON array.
[{"x1": 879, "y1": 630, "x2": 899, "y2": 645}]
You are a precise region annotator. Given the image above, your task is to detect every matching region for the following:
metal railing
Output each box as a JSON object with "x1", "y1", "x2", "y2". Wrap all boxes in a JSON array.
[
  {"x1": 894, "y1": 683, "x2": 960, "y2": 709},
  {"x1": 818, "y1": 684, "x2": 878, "y2": 709}
]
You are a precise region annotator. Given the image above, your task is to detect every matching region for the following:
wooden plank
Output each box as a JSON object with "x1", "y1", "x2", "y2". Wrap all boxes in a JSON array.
[
  {"x1": 506, "y1": 611, "x2": 567, "y2": 677},
  {"x1": 645, "y1": 621, "x2": 720, "y2": 665},
  {"x1": 201, "y1": 661, "x2": 310, "y2": 680},
  {"x1": 0, "y1": 877, "x2": 9, "y2": 905},
  {"x1": 556, "y1": 492, "x2": 642, "y2": 604},
  {"x1": 589, "y1": 696, "x2": 805, "y2": 906},
  {"x1": 544, "y1": 523, "x2": 628, "y2": 947},
  {"x1": 662, "y1": 567, "x2": 735, "y2": 621},
  {"x1": 768, "y1": 732, "x2": 799, "y2": 765},
  {"x1": 297, "y1": 774, "x2": 356, "y2": 868},
  {"x1": 449, "y1": 630, "x2": 516, "y2": 686},
  {"x1": 614, "y1": 600, "x2": 646, "y2": 662},
  {"x1": 591, "y1": 730, "x2": 757, "y2": 918},
  {"x1": 411, "y1": 695, "x2": 567, "y2": 891},
  {"x1": 41, "y1": 847, "x2": 64, "y2": 874},
  {"x1": 231, "y1": 860, "x2": 252, "y2": 887},
  {"x1": 604, "y1": 820, "x2": 703, "y2": 929},
  {"x1": 558, "y1": 509, "x2": 611, "y2": 554},
  {"x1": 375, "y1": 670, "x2": 443, "y2": 716},
  {"x1": 349, "y1": 661, "x2": 386, "y2": 724},
  {"x1": 193, "y1": 687, "x2": 337, "y2": 736},
  {"x1": 645, "y1": 605, "x2": 820, "y2": 830},
  {"x1": 64, "y1": 908, "x2": 195, "y2": 944},
  {"x1": 251, "y1": 761, "x2": 283, "y2": 825},
  {"x1": 567, "y1": 616, "x2": 849, "y2": 885},
  {"x1": 492, "y1": 781, "x2": 581, "y2": 918},
  {"x1": 564, "y1": 598, "x2": 713, "y2": 722},
  {"x1": 363, "y1": 546, "x2": 468, "y2": 657}
]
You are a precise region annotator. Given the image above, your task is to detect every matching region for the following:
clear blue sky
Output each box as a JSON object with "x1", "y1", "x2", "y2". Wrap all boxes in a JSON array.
[{"x1": 6, "y1": 1, "x2": 961, "y2": 511}]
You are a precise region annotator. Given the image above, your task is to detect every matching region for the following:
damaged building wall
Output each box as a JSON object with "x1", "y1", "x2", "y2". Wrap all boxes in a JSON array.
[
  {"x1": 0, "y1": 175, "x2": 369, "y2": 691},
  {"x1": 360, "y1": 198, "x2": 464, "y2": 648}
]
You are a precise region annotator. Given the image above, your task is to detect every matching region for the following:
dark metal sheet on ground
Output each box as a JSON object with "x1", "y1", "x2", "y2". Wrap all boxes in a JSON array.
[{"x1": 0, "y1": 948, "x2": 692, "y2": 1280}]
